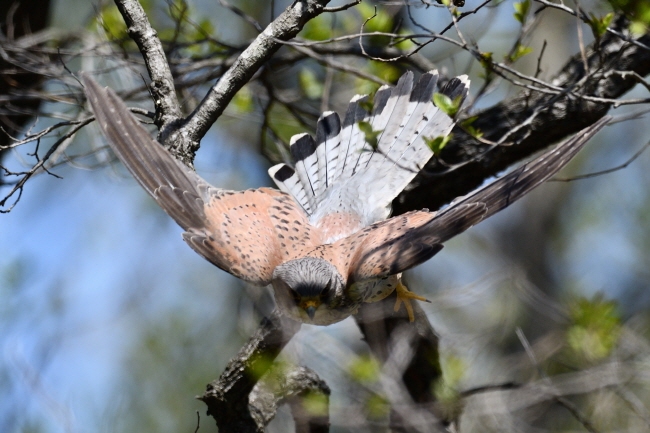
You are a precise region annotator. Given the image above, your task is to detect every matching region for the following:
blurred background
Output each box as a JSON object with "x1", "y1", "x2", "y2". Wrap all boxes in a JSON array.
[{"x1": 1, "y1": 0, "x2": 650, "y2": 432}]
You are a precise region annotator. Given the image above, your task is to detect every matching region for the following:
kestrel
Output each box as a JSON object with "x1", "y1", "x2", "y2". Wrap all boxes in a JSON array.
[{"x1": 82, "y1": 71, "x2": 608, "y2": 325}]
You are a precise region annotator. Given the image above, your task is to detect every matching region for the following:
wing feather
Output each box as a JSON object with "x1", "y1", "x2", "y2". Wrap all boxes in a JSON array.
[
  {"x1": 83, "y1": 75, "x2": 320, "y2": 285},
  {"x1": 344, "y1": 117, "x2": 609, "y2": 282}
]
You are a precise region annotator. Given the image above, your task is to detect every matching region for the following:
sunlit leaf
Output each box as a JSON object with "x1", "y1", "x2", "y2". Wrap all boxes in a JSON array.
[
  {"x1": 461, "y1": 116, "x2": 483, "y2": 139},
  {"x1": 507, "y1": 44, "x2": 534, "y2": 63},
  {"x1": 299, "y1": 69, "x2": 324, "y2": 100},
  {"x1": 365, "y1": 393, "x2": 389, "y2": 418},
  {"x1": 478, "y1": 51, "x2": 495, "y2": 81},
  {"x1": 302, "y1": 15, "x2": 333, "y2": 41},
  {"x1": 607, "y1": 0, "x2": 650, "y2": 36},
  {"x1": 369, "y1": 61, "x2": 402, "y2": 83},
  {"x1": 513, "y1": 0, "x2": 531, "y2": 24},
  {"x1": 424, "y1": 134, "x2": 452, "y2": 155},
  {"x1": 587, "y1": 12, "x2": 614, "y2": 40},
  {"x1": 566, "y1": 295, "x2": 622, "y2": 363},
  {"x1": 301, "y1": 391, "x2": 329, "y2": 416},
  {"x1": 433, "y1": 93, "x2": 461, "y2": 117},
  {"x1": 348, "y1": 354, "x2": 380, "y2": 383}
]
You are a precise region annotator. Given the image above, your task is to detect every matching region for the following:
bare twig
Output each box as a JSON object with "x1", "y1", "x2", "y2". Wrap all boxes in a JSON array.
[
  {"x1": 180, "y1": 0, "x2": 333, "y2": 151},
  {"x1": 114, "y1": 0, "x2": 182, "y2": 130}
]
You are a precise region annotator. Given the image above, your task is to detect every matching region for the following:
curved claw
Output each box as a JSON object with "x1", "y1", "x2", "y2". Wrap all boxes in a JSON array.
[{"x1": 393, "y1": 280, "x2": 430, "y2": 322}]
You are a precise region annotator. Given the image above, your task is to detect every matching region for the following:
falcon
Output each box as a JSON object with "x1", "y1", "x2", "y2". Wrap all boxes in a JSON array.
[{"x1": 82, "y1": 71, "x2": 608, "y2": 325}]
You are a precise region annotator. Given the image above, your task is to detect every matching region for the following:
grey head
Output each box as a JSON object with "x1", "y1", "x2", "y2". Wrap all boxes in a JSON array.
[{"x1": 271, "y1": 257, "x2": 358, "y2": 325}]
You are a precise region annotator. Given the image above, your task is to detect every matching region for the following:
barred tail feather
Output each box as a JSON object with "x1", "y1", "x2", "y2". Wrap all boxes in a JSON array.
[
  {"x1": 268, "y1": 70, "x2": 469, "y2": 224},
  {"x1": 367, "y1": 74, "x2": 470, "y2": 203},
  {"x1": 371, "y1": 71, "x2": 439, "y2": 172},
  {"x1": 268, "y1": 163, "x2": 312, "y2": 214},
  {"x1": 339, "y1": 94, "x2": 372, "y2": 180},
  {"x1": 290, "y1": 133, "x2": 319, "y2": 209},
  {"x1": 315, "y1": 112, "x2": 342, "y2": 190},
  {"x1": 357, "y1": 74, "x2": 414, "y2": 170}
]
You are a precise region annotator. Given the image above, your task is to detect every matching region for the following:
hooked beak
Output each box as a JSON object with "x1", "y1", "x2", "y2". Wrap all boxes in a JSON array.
[{"x1": 300, "y1": 298, "x2": 321, "y2": 320}]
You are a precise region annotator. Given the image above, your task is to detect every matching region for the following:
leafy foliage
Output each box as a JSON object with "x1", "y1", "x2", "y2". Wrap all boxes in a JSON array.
[
  {"x1": 566, "y1": 296, "x2": 622, "y2": 364},
  {"x1": 513, "y1": 0, "x2": 531, "y2": 24}
]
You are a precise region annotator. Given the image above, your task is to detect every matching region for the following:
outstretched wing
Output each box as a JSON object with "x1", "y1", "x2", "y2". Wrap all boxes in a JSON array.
[
  {"x1": 83, "y1": 75, "x2": 320, "y2": 285},
  {"x1": 346, "y1": 117, "x2": 609, "y2": 282}
]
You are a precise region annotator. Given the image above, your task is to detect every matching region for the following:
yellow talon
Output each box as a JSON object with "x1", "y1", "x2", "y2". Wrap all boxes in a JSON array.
[{"x1": 394, "y1": 280, "x2": 430, "y2": 322}]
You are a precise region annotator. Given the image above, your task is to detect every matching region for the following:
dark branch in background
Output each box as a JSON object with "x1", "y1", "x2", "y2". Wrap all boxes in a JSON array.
[
  {"x1": 0, "y1": 0, "x2": 51, "y2": 185},
  {"x1": 252, "y1": 366, "x2": 330, "y2": 433},
  {"x1": 199, "y1": 310, "x2": 303, "y2": 433},
  {"x1": 355, "y1": 288, "x2": 448, "y2": 432},
  {"x1": 393, "y1": 16, "x2": 650, "y2": 214}
]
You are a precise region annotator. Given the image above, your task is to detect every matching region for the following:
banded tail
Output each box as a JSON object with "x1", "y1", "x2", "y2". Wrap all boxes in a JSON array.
[{"x1": 268, "y1": 70, "x2": 469, "y2": 225}]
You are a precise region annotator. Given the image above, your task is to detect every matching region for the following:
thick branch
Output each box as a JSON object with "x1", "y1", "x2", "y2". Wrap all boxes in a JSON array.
[
  {"x1": 251, "y1": 366, "x2": 330, "y2": 433},
  {"x1": 355, "y1": 288, "x2": 446, "y2": 432},
  {"x1": 393, "y1": 17, "x2": 650, "y2": 215},
  {"x1": 199, "y1": 310, "x2": 301, "y2": 433}
]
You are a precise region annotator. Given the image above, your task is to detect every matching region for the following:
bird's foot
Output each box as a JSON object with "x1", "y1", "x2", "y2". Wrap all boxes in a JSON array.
[{"x1": 393, "y1": 281, "x2": 430, "y2": 322}]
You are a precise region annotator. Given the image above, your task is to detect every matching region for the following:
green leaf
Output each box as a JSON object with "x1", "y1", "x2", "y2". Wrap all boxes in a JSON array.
[
  {"x1": 607, "y1": 0, "x2": 650, "y2": 36},
  {"x1": 630, "y1": 20, "x2": 647, "y2": 36},
  {"x1": 301, "y1": 15, "x2": 333, "y2": 41},
  {"x1": 299, "y1": 69, "x2": 324, "y2": 100},
  {"x1": 461, "y1": 117, "x2": 483, "y2": 139},
  {"x1": 478, "y1": 52, "x2": 495, "y2": 81},
  {"x1": 432, "y1": 354, "x2": 466, "y2": 420},
  {"x1": 365, "y1": 394, "x2": 389, "y2": 418},
  {"x1": 348, "y1": 355, "x2": 381, "y2": 383},
  {"x1": 232, "y1": 86, "x2": 254, "y2": 113},
  {"x1": 301, "y1": 391, "x2": 329, "y2": 416},
  {"x1": 357, "y1": 121, "x2": 383, "y2": 150},
  {"x1": 368, "y1": 60, "x2": 402, "y2": 83},
  {"x1": 97, "y1": 5, "x2": 129, "y2": 41},
  {"x1": 507, "y1": 44, "x2": 533, "y2": 63},
  {"x1": 433, "y1": 93, "x2": 461, "y2": 117},
  {"x1": 358, "y1": 98, "x2": 374, "y2": 114},
  {"x1": 587, "y1": 12, "x2": 614, "y2": 39},
  {"x1": 424, "y1": 134, "x2": 452, "y2": 155},
  {"x1": 566, "y1": 295, "x2": 622, "y2": 363},
  {"x1": 513, "y1": 0, "x2": 531, "y2": 24},
  {"x1": 395, "y1": 30, "x2": 416, "y2": 51}
]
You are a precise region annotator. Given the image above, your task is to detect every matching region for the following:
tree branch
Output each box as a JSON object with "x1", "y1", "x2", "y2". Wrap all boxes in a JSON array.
[
  {"x1": 251, "y1": 365, "x2": 330, "y2": 433},
  {"x1": 199, "y1": 310, "x2": 302, "y2": 432},
  {"x1": 114, "y1": 0, "x2": 182, "y2": 132},
  {"x1": 394, "y1": 15, "x2": 650, "y2": 215},
  {"x1": 180, "y1": 0, "x2": 332, "y2": 152},
  {"x1": 355, "y1": 288, "x2": 446, "y2": 431}
]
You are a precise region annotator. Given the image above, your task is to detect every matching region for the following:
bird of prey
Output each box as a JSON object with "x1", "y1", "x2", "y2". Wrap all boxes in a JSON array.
[{"x1": 82, "y1": 71, "x2": 608, "y2": 325}]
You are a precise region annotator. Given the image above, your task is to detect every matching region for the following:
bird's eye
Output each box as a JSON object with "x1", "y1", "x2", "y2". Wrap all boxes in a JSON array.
[
  {"x1": 290, "y1": 289, "x2": 301, "y2": 303},
  {"x1": 320, "y1": 279, "x2": 332, "y2": 298}
]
